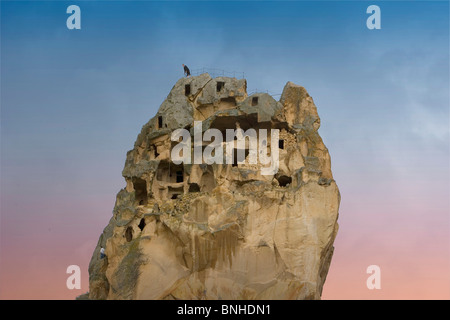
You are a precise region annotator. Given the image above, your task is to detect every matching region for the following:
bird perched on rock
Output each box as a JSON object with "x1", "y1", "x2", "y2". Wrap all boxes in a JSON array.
[{"x1": 182, "y1": 64, "x2": 191, "y2": 77}]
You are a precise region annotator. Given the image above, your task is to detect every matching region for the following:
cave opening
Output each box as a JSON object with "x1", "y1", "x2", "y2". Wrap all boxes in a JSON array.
[
  {"x1": 188, "y1": 183, "x2": 200, "y2": 193},
  {"x1": 185, "y1": 84, "x2": 191, "y2": 96},
  {"x1": 277, "y1": 175, "x2": 292, "y2": 187},
  {"x1": 216, "y1": 81, "x2": 225, "y2": 92},
  {"x1": 125, "y1": 226, "x2": 133, "y2": 242},
  {"x1": 252, "y1": 96, "x2": 259, "y2": 106},
  {"x1": 133, "y1": 177, "x2": 148, "y2": 205},
  {"x1": 138, "y1": 218, "x2": 146, "y2": 231}
]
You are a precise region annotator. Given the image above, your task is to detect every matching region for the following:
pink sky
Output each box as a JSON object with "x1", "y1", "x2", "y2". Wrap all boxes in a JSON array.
[{"x1": 1, "y1": 177, "x2": 448, "y2": 300}]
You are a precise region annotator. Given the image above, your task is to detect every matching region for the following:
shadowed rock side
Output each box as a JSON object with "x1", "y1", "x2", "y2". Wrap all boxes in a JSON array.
[{"x1": 88, "y1": 74, "x2": 340, "y2": 300}]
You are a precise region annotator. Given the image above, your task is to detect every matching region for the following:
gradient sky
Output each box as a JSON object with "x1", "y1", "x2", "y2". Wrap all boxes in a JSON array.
[{"x1": 1, "y1": 0, "x2": 449, "y2": 299}]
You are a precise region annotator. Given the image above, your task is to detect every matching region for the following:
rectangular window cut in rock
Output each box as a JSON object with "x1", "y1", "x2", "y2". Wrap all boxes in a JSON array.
[
  {"x1": 252, "y1": 96, "x2": 258, "y2": 106},
  {"x1": 176, "y1": 170, "x2": 183, "y2": 183},
  {"x1": 279, "y1": 139, "x2": 284, "y2": 149},
  {"x1": 185, "y1": 84, "x2": 191, "y2": 96},
  {"x1": 216, "y1": 81, "x2": 225, "y2": 92},
  {"x1": 158, "y1": 116, "x2": 163, "y2": 129}
]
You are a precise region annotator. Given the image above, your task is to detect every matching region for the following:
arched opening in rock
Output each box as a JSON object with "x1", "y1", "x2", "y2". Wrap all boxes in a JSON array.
[
  {"x1": 252, "y1": 96, "x2": 259, "y2": 106},
  {"x1": 125, "y1": 226, "x2": 133, "y2": 242},
  {"x1": 138, "y1": 218, "x2": 146, "y2": 231},
  {"x1": 188, "y1": 183, "x2": 200, "y2": 193},
  {"x1": 133, "y1": 177, "x2": 147, "y2": 205},
  {"x1": 277, "y1": 175, "x2": 292, "y2": 187}
]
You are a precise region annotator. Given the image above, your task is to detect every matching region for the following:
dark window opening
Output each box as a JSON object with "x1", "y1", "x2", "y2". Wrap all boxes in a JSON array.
[
  {"x1": 133, "y1": 177, "x2": 147, "y2": 205},
  {"x1": 185, "y1": 84, "x2": 191, "y2": 96},
  {"x1": 158, "y1": 116, "x2": 163, "y2": 128},
  {"x1": 153, "y1": 145, "x2": 159, "y2": 159},
  {"x1": 279, "y1": 139, "x2": 284, "y2": 149},
  {"x1": 125, "y1": 226, "x2": 133, "y2": 242},
  {"x1": 171, "y1": 194, "x2": 180, "y2": 199},
  {"x1": 138, "y1": 218, "x2": 146, "y2": 231},
  {"x1": 188, "y1": 183, "x2": 200, "y2": 193},
  {"x1": 216, "y1": 81, "x2": 225, "y2": 92},
  {"x1": 176, "y1": 170, "x2": 183, "y2": 183},
  {"x1": 252, "y1": 96, "x2": 259, "y2": 106},
  {"x1": 277, "y1": 175, "x2": 292, "y2": 187}
]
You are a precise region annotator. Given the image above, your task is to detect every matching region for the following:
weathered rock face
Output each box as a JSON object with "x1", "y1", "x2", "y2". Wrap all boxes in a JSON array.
[{"x1": 88, "y1": 74, "x2": 340, "y2": 300}]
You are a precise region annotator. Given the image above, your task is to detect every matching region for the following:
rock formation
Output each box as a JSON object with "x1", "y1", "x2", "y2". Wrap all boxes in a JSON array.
[{"x1": 87, "y1": 73, "x2": 340, "y2": 300}]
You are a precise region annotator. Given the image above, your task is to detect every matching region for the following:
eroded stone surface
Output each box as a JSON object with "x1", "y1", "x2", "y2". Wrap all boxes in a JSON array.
[{"x1": 88, "y1": 74, "x2": 340, "y2": 300}]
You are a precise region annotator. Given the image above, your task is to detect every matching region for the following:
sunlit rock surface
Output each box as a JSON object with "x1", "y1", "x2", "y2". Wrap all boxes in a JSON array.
[{"x1": 88, "y1": 74, "x2": 340, "y2": 300}]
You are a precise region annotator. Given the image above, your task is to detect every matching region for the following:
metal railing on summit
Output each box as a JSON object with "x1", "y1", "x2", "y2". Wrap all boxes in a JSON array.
[
  {"x1": 189, "y1": 68, "x2": 282, "y2": 97},
  {"x1": 248, "y1": 89, "x2": 282, "y2": 97},
  {"x1": 190, "y1": 67, "x2": 245, "y2": 79}
]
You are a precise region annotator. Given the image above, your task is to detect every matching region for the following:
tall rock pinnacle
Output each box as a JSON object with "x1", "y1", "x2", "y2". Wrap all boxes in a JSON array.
[{"x1": 87, "y1": 74, "x2": 340, "y2": 300}]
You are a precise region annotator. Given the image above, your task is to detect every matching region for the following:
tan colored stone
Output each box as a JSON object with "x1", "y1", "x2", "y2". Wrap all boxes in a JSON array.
[{"x1": 87, "y1": 74, "x2": 340, "y2": 300}]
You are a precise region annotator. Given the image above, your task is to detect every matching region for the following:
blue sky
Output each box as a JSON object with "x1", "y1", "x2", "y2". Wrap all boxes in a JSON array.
[
  {"x1": 1, "y1": 1, "x2": 449, "y2": 299},
  {"x1": 2, "y1": 0, "x2": 448, "y2": 200}
]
